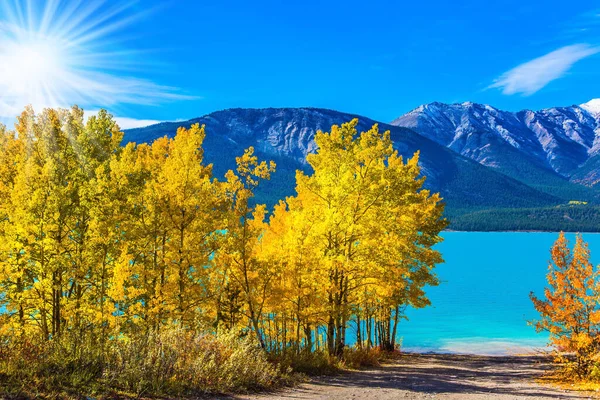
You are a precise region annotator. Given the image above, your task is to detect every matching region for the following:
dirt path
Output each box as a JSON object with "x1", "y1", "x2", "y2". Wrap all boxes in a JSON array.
[{"x1": 239, "y1": 354, "x2": 596, "y2": 400}]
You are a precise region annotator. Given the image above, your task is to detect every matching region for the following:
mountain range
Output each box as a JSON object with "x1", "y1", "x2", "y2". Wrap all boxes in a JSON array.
[
  {"x1": 392, "y1": 100, "x2": 600, "y2": 194},
  {"x1": 124, "y1": 101, "x2": 600, "y2": 231}
]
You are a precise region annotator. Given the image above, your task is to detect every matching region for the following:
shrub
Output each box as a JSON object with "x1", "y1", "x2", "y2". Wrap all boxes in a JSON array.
[
  {"x1": 273, "y1": 350, "x2": 341, "y2": 376},
  {"x1": 0, "y1": 329, "x2": 288, "y2": 398},
  {"x1": 341, "y1": 347, "x2": 382, "y2": 369},
  {"x1": 107, "y1": 329, "x2": 285, "y2": 395}
]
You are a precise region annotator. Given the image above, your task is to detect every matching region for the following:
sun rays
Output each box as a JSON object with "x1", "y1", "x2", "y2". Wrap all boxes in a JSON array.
[{"x1": 0, "y1": 0, "x2": 190, "y2": 122}]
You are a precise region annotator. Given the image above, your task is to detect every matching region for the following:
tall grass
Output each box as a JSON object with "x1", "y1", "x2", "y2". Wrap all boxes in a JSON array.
[
  {"x1": 108, "y1": 330, "x2": 284, "y2": 395},
  {"x1": 0, "y1": 329, "x2": 289, "y2": 398},
  {"x1": 271, "y1": 346, "x2": 389, "y2": 376},
  {"x1": 0, "y1": 329, "x2": 397, "y2": 398}
]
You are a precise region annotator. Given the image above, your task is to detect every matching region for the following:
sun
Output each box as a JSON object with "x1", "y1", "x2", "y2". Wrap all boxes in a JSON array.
[
  {"x1": 6, "y1": 39, "x2": 64, "y2": 91},
  {"x1": 0, "y1": 0, "x2": 185, "y2": 123},
  {"x1": 0, "y1": 0, "x2": 118, "y2": 117},
  {"x1": 0, "y1": 0, "x2": 129, "y2": 118},
  {"x1": 10, "y1": 43, "x2": 60, "y2": 83},
  {"x1": 0, "y1": 31, "x2": 68, "y2": 113}
]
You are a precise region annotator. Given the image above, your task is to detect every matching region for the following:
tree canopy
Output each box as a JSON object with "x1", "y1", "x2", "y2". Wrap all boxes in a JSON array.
[{"x1": 0, "y1": 108, "x2": 446, "y2": 358}]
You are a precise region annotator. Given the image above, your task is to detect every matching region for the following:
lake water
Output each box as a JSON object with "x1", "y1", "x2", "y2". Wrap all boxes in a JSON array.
[{"x1": 395, "y1": 232, "x2": 600, "y2": 355}]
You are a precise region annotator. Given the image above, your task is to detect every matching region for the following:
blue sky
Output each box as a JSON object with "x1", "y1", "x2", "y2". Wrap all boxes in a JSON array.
[{"x1": 0, "y1": 0, "x2": 599, "y2": 127}]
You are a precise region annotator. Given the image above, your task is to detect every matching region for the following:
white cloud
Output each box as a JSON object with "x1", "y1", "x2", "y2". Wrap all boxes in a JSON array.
[
  {"x1": 112, "y1": 116, "x2": 161, "y2": 129},
  {"x1": 85, "y1": 110, "x2": 161, "y2": 129},
  {"x1": 0, "y1": 108, "x2": 164, "y2": 130},
  {"x1": 488, "y1": 44, "x2": 600, "y2": 96}
]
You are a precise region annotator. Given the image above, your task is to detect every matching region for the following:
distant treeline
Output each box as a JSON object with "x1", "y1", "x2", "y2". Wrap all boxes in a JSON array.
[{"x1": 448, "y1": 205, "x2": 600, "y2": 232}]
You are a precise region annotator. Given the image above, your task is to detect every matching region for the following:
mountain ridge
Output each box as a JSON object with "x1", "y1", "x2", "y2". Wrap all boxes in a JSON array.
[
  {"x1": 124, "y1": 107, "x2": 561, "y2": 210},
  {"x1": 124, "y1": 105, "x2": 600, "y2": 230},
  {"x1": 391, "y1": 100, "x2": 600, "y2": 177},
  {"x1": 391, "y1": 100, "x2": 600, "y2": 201}
]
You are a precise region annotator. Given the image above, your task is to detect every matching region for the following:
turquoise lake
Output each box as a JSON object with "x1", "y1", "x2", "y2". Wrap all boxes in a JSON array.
[{"x1": 393, "y1": 232, "x2": 600, "y2": 355}]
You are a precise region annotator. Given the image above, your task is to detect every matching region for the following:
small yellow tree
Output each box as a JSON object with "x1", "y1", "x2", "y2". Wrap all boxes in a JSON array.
[
  {"x1": 214, "y1": 147, "x2": 275, "y2": 347},
  {"x1": 530, "y1": 232, "x2": 600, "y2": 378}
]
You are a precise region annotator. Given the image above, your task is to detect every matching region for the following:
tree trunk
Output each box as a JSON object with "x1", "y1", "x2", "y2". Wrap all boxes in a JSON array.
[
  {"x1": 327, "y1": 314, "x2": 335, "y2": 355},
  {"x1": 356, "y1": 314, "x2": 362, "y2": 349},
  {"x1": 248, "y1": 304, "x2": 265, "y2": 348},
  {"x1": 391, "y1": 305, "x2": 400, "y2": 350},
  {"x1": 304, "y1": 324, "x2": 312, "y2": 352}
]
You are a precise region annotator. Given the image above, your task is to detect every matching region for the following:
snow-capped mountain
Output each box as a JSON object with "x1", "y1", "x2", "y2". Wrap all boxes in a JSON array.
[
  {"x1": 391, "y1": 100, "x2": 600, "y2": 187},
  {"x1": 581, "y1": 99, "x2": 600, "y2": 116}
]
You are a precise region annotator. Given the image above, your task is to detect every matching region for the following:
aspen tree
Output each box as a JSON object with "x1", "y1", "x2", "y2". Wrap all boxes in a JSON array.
[{"x1": 531, "y1": 233, "x2": 600, "y2": 378}]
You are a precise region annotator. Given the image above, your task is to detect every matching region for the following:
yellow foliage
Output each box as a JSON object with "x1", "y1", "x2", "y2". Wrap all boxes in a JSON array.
[
  {"x1": 258, "y1": 119, "x2": 446, "y2": 354},
  {"x1": 531, "y1": 232, "x2": 600, "y2": 379},
  {"x1": 0, "y1": 108, "x2": 447, "y2": 395}
]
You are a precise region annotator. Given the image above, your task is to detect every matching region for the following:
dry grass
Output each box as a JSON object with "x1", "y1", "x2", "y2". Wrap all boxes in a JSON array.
[
  {"x1": 272, "y1": 346, "x2": 393, "y2": 377},
  {"x1": 341, "y1": 347, "x2": 384, "y2": 369},
  {"x1": 0, "y1": 330, "x2": 400, "y2": 399},
  {"x1": 536, "y1": 357, "x2": 600, "y2": 397},
  {"x1": 0, "y1": 329, "x2": 291, "y2": 399}
]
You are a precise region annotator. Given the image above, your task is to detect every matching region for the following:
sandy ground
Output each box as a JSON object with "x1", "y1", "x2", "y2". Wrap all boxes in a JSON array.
[{"x1": 237, "y1": 353, "x2": 597, "y2": 400}]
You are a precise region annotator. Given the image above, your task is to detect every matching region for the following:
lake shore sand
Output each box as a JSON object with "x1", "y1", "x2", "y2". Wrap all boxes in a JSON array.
[{"x1": 237, "y1": 353, "x2": 596, "y2": 400}]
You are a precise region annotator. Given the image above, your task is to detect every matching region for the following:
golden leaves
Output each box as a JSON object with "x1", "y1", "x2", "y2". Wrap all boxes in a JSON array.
[
  {"x1": 257, "y1": 119, "x2": 446, "y2": 348},
  {"x1": 0, "y1": 110, "x2": 445, "y2": 356},
  {"x1": 531, "y1": 232, "x2": 600, "y2": 377}
]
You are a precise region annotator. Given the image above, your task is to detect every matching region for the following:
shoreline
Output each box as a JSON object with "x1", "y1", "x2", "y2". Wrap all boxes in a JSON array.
[
  {"x1": 400, "y1": 348, "x2": 550, "y2": 357},
  {"x1": 401, "y1": 338, "x2": 550, "y2": 357}
]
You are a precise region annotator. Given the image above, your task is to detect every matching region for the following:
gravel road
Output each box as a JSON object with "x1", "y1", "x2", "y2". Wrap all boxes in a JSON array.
[{"x1": 237, "y1": 353, "x2": 596, "y2": 400}]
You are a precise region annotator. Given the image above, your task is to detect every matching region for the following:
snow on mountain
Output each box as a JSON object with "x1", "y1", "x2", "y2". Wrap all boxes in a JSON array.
[
  {"x1": 391, "y1": 100, "x2": 600, "y2": 183},
  {"x1": 581, "y1": 99, "x2": 600, "y2": 115}
]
